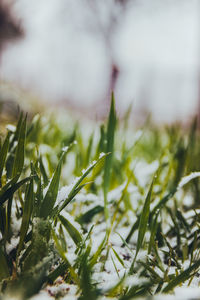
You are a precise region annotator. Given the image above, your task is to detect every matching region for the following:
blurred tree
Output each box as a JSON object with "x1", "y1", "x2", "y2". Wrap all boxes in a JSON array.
[
  {"x1": 0, "y1": 2, "x2": 23, "y2": 122},
  {"x1": 0, "y1": 2, "x2": 22, "y2": 52},
  {"x1": 87, "y1": 0, "x2": 130, "y2": 109}
]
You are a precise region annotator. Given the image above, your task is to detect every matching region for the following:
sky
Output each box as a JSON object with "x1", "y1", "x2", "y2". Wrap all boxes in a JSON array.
[{"x1": 0, "y1": 0, "x2": 199, "y2": 122}]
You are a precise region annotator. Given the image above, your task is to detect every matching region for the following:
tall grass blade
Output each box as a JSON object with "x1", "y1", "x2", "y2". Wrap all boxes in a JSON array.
[
  {"x1": 59, "y1": 214, "x2": 82, "y2": 246},
  {"x1": 77, "y1": 205, "x2": 103, "y2": 224},
  {"x1": 40, "y1": 152, "x2": 65, "y2": 219},
  {"x1": 12, "y1": 115, "x2": 27, "y2": 179},
  {"x1": 17, "y1": 178, "x2": 34, "y2": 257},
  {"x1": 0, "y1": 132, "x2": 10, "y2": 187},
  {"x1": 103, "y1": 92, "x2": 116, "y2": 222},
  {"x1": 130, "y1": 179, "x2": 154, "y2": 271}
]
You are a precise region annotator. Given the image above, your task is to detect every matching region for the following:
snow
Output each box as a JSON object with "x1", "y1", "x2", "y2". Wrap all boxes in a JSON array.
[
  {"x1": 6, "y1": 124, "x2": 16, "y2": 132},
  {"x1": 56, "y1": 184, "x2": 74, "y2": 206},
  {"x1": 107, "y1": 182, "x2": 127, "y2": 203},
  {"x1": 61, "y1": 146, "x2": 69, "y2": 153},
  {"x1": 178, "y1": 172, "x2": 200, "y2": 189},
  {"x1": 6, "y1": 236, "x2": 19, "y2": 254},
  {"x1": 134, "y1": 160, "x2": 159, "y2": 186}
]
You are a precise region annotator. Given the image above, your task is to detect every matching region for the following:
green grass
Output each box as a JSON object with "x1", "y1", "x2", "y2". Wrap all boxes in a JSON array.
[{"x1": 0, "y1": 98, "x2": 200, "y2": 299}]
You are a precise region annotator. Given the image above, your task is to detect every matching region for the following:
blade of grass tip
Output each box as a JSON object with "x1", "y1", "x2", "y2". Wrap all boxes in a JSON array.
[
  {"x1": 39, "y1": 156, "x2": 49, "y2": 187},
  {"x1": 85, "y1": 133, "x2": 94, "y2": 168},
  {"x1": 95, "y1": 124, "x2": 106, "y2": 157},
  {"x1": 35, "y1": 177, "x2": 43, "y2": 218},
  {"x1": 125, "y1": 217, "x2": 140, "y2": 245},
  {"x1": 0, "y1": 132, "x2": 10, "y2": 187},
  {"x1": 59, "y1": 214, "x2": 83, "y2": 246},
  {"x1": 40, "y1": 152, "x2": 65, "y2": 219},
  {"x1": 104, "y1": 92, "x2": 116, "y2": 223},
  {"x1": 5, "y1": 113, "x2": 23, "y2": 179},
  {"x1": 12, "y1": 114, "x2": 27, "y2": 180},
  {"x1": 84, "y1": 153, "x2": 108, "y2": 192},
  {"x1": 111, "y1": 254, "x2": 120, "y2": 278},
  {"x1": 77, "y1": 205, "x2": 104, "y2": 224},
  {"x1": 163, "y1": 258, "x2": 200, "y2": 293},
  {"x1": 116, "y1": 232, "x2": 135, "y2": 257},
  {"x1": 112, "y1": 246, "x2": 125, "y2": 267},
  {"x1": 173, "y1": 138, "x2": 187, "y2": 187},
  {"x1": 9, "y1": 112, "x2": 23, "y2": 150},
  {"x1": 30, "y1": 162, "x2": 42, "y2": 217},
  {"x1": 130, "y1": 179, "x2": 154, "y2": 273},
  {"x1": 76, "y1": 224, "x2": 94, "y2": 256},
  {"x1": 0, "y1": 176, "x2": 31, "y2": 207},
  {"x1": 17, "y1": 178, "x2": 34, "y2": 258}
]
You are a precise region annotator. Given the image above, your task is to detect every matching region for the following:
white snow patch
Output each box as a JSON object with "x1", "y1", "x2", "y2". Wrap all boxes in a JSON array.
[
  {"x1": 134, "y1": 160, "x2": 159, "y2": 186},
  {"x1": 178, "y1": 172, "x2": 200, "y2": 189},
  {"x1": 6, "y1": 237, "x2": 19, "y2": 254},
  {"x1": 6, "y1": 124, "x2": 16, "y2": 132},
  {"x1": 107, "y1": 182, "x2": 127, "y2": 203}
]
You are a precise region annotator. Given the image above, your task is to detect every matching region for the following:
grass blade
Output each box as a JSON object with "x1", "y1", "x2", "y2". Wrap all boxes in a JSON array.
[
  {"x1": 40, "y1": 152, "x2": 65, "y2": 219},
  {"x1": 58, "y1": 153, "x2": 108, "y2": 214},
  {"x1": 77, "y1": 205, "x2": 104, "y2": 224},
  {"x1": 112, "y1": 246, "x2": 125, "y2": 267},
  {"x1": 130, "y1": 179, "x2": 154, "y2": 271},
  {"x1": 163, "y1": 259, "x2": 200, "y2": 293},
  {"x1": 12, "y1": 115, "x2": 27, "y2": 179},
  {"x1": 59, "y1": 214, "x2": 83, "y2": 246},
  {"x1": 136, "y1": 179, "x2": 154, "y2": 255},
  {"x1": 17, "y1": 178, "x2": 34, "y2": 257},
  {"x1": 0, "y1": 132, "x2": 10, "y2": 187},
  {"x1": 103, "y1": 92, "x2": 116, "y2": 222},
  {"x1": 0, "y1": 176, "x2": 31, "y2": 207}
]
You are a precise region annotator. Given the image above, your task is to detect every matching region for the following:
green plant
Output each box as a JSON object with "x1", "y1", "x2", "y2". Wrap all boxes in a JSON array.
[{"x1": 0, "y1": 97, "x2": 200, "y2": 300}]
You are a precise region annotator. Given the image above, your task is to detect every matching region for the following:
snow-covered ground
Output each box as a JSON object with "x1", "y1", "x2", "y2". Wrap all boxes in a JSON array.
[{"x1": 0, "y1": 0, "x2": 199, "y2": 122}]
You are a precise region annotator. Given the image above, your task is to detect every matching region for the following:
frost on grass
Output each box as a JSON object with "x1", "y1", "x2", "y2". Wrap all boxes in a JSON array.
[{"x1": 2, "y1": 108, "x2": 200, "y2": 300}]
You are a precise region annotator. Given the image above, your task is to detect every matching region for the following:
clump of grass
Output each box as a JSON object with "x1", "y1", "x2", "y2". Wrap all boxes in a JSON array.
[{"x1": 0, "y1": 96, "x2": 200, "y2": 300}]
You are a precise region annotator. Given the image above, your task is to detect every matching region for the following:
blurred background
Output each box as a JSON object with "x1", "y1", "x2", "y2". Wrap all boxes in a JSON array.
[{"x1": 0, "y1": 0, "x2": 199, "y2": 123}]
